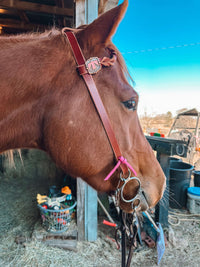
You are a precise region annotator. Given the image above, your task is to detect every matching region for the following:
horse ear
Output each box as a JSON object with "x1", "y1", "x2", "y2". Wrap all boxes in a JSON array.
[{"x1": 78, "y1": 0, "x2": 128, "y2": 46}]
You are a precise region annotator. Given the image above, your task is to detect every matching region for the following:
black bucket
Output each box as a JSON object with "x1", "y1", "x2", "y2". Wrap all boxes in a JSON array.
[
  {"x1": 193, "y1": 170, "x2": 200, "y2": 187},
  {"x1": 169, "y1": 161, "x2": 194, "y2": 209},
  {"x1": 169, "y1": 157, "x2": 182, "y2": 167}
]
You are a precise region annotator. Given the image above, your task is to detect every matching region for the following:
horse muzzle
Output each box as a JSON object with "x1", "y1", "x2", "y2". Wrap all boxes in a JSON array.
[{"x1": 119, "y1": 189, "x2": 149, "y2": 213}]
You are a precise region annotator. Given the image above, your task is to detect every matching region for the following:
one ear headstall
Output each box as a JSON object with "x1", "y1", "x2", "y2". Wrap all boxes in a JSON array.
[
  {"x1": 62, "y1": 27, "x2": 116, "y2": 76},
  {"x1": 62, "y1": 28, "x2": 128, "y2": 176}
]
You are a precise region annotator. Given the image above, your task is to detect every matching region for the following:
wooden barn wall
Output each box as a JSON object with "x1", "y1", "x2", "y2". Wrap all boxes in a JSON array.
[{"x1": 75, "y1": 0, "x2": 118, "y2": 27}]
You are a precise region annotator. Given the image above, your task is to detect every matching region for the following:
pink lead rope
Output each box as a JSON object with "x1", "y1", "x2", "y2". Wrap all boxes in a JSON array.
[{"x1": 104, "y1": 156, "x2": 137, "y2": 181}]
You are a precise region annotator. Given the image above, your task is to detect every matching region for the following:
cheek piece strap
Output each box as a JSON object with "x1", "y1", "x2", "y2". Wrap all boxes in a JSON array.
[{"x1": 63, "y1": 29, "x2": 137, "y2": 184}]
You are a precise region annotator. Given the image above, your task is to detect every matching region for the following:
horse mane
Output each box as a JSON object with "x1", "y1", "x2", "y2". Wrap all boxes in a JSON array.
[{"x1": 0, "y1": 28, "x2": 61, "y2": 46}]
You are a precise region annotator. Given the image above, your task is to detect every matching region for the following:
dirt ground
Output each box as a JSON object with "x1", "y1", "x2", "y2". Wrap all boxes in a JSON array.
[{"x1": 0, "y1": 159, "x2": 200, "y2": 266}]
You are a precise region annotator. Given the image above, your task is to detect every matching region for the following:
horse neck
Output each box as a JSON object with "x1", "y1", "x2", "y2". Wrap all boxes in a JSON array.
[{"x1": 0, "y1": 32, "x2": 69, "y2": 153}]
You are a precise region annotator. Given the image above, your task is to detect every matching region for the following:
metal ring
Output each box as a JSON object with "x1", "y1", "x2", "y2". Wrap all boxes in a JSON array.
[
  {"x1": 131, "y1": 198, "x2": 141, "y2": 211},
  {"x1": 120, "y1": 169, "x2": 131, "y2": 182},
  {"x1": 120, "y1": 177, "x2": 141, "y2": 203},
  {"x1": 176, "y1": 144, "x2": 185, "y2": 156}
]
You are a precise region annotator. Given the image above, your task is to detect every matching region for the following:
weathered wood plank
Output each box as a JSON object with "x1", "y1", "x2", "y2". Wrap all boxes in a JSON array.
[
  {"x1": 0, "y1": 18, "x2": 45, "y2": 30},
  {"x1": 17, "y1": 10, "x2": 30, "y2": 23},
  {"x1": 85, "y1": 184, "x2": 97, "y2": 241},
  {"x1": 77, "y1": 178, "x2": 86, "y2": 241},
  {"x1": 75, "y1": 1, "x2": 98, "y2": 242},
  {"x1": 85, "y1": 0, "x2": 98, "y2": 24},
  {"x1": 0, "y1": 0, "x2": 73, "y2": 17},
  {"x1": 75, "y1": 0, "x2": 85, "y2": 27}
]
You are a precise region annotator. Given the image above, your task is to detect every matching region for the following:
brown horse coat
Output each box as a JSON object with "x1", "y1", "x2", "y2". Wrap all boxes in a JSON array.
[{"x1": 0, "y1": 0, "x2": 165, "y2": 212}]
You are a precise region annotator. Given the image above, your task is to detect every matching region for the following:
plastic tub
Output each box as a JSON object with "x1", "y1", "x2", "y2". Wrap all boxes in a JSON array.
[
  {"x1": 169, "y1": 162, "x2": 194, "y2": 209},
  {"x1": 187, "y1": 187, "x2": 200, "y2": 214}
]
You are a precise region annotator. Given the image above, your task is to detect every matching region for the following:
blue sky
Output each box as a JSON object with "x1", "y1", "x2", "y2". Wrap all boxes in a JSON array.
[{"x1": 113, "y1": 0, "x2": 200, "y2": 116}]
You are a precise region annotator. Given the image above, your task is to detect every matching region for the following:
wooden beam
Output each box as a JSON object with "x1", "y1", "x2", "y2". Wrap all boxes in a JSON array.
[
  {"x1": 75, "y1": 0, "x2": 98, "y2": 27},
  {"x1": 55, "y1": 0, "x2": 65, "y2": 27},
  {"x1": 0, "y1": 7, "x2": 17, "y2": 15},
  {"x1": 77, "y1": 177, "x2": 85, "y2": 241},
  {"x1": 84, "y1": 184, "x2": 97, "y2": 241},
  {"x1": 75, "y1": 0, "x2": 85, "y2": 27},
  {"x1": 76, "y1": 0, "x2": 98, "y2": 242},
  {"x1": 0, "y1": 18, "x2": 45, "y2": 30},
  {"x1": 17, "y1": 10, "x2": 29, "y2": 24},
  {"x1": 85, "y1": 0, "x2": 98, "y2": 24},
  {"x1": 0, "y1": 0, "x2": 73, "y2": 17}
]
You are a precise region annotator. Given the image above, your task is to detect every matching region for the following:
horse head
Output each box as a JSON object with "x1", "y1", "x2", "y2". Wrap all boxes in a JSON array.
[
  {"x1": 0, "y1": 0, "x2": 166, "y2": 213},
  {"x1": 44, "y1": 0, "x2": 166, "y2": 212}
]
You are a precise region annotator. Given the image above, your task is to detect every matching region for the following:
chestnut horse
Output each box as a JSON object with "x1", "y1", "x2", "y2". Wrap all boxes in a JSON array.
[{"x1": 0, "y1": 0, "x2": 165, "y2": 212}]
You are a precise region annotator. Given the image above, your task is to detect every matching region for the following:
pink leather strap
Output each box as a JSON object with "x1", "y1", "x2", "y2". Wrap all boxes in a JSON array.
[{"x1": 64, "y1": 30, "x2": 128, "y2": 175}]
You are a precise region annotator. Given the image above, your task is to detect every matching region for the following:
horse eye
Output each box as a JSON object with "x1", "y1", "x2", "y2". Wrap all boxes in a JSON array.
[{"x1": 122, "y1": 99, "x2": 137, "y2": 111}]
